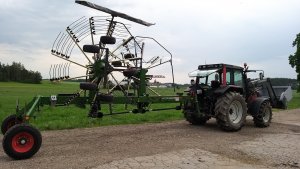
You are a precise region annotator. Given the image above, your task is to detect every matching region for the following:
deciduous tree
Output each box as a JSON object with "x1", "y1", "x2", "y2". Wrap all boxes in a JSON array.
[{"x1": 289, "y1": 33, "x2": 300, "y2": 92}]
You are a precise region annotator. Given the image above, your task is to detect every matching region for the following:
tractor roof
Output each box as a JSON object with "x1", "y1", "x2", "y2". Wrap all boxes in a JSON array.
[{"x1": 198, "y1": 63, "x2": 243, "y2": 71}]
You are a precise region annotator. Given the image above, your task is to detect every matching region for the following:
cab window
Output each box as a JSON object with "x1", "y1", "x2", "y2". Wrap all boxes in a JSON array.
[{"x1": 234, "y1": 71, "x2": 243, "y2": 86}]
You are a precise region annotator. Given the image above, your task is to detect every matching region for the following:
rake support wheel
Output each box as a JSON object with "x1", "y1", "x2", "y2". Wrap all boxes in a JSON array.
[
  {"x1": 1, "y1": 114, "x2": 23, "y2": 135},
  {"x1": 100, "y1": 36, "x2": 116, "y2": 45},
  {"x1": 80, "y1": 82, "x2": 98, "y2": 90},
  {"x1": 3, "y1": 124, "x2": 42, "y2": 160},
  {"x1": 97, "y1": 93, "x2": 113, "y2": 102}
]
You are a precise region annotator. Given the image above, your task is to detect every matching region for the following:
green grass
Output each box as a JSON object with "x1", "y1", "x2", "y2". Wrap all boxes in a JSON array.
[
  {"x1": 288, "y1": 90, "x2": 300, "y2": 110},
  {"x1": 1, "y1": 81, "x2": 299, "y2": 131},
  {"x1": 0, "y1": 81, "x2": 184, "y2": 131}
]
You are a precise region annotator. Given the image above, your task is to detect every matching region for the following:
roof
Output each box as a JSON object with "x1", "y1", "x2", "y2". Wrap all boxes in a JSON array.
[{"x1": 198, "y1": 63, "x2": 243, "y2": 70}]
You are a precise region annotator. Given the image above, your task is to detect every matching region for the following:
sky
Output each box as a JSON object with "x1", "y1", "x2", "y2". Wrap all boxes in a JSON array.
[{"x1": 0, "y1": 0, "x2": 299, "y2": 84}]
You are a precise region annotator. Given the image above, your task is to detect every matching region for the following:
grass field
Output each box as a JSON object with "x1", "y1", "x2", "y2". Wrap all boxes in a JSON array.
[
  {"x1": 0, "y1": 81, "x2": 299, "y2": 131},
  {"x1": 0, "y1": 81, "x2": 184, "y2": 131},
  {"x1": 287, "y1": 90, "x2": 300, "y2": 110}
]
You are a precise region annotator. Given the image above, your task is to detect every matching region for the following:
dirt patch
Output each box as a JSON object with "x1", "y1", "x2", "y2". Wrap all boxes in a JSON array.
[{"x1": 0, "y1": 109, "x2": 299, "y2": 169}]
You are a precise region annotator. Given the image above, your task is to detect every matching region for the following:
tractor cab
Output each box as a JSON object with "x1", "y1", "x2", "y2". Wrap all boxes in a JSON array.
[{"x1": 188, "y1": 64, "x2": 245, "y2": 96}]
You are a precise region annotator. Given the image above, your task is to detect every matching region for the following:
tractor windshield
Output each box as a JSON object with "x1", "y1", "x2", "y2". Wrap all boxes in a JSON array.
[
  {"x1": 189, "y1": 69, "x2": 220, "y2": 86},
  {"x1": 188, "y1": 69, "x2": 219, "y2": 78}
]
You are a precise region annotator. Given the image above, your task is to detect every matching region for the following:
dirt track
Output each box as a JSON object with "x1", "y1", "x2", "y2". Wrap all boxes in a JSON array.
[{"x1": 0, "y1": 109, "x2": 299, "y2": 169}]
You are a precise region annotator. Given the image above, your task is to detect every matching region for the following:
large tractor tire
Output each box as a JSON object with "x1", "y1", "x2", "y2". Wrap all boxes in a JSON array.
[
  {"x1": 3, "y1": 124, "x2": 42, "y2": 160},
  {"x1": 184, "y1": 110, "x2": 210, "y2": 125},
  {"x1": 253, "y1": 101, "x2": 272, "y2": 128},
  {"x1": 215, "y1": 92, "x2": 247, "y2": 131},
  {"x1": 1, "y1": 114, "x2": 23, "y2": 135}
]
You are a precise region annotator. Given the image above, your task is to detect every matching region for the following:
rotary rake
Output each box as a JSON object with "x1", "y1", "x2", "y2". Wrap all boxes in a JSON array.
[{"x1": 1, "y1": 0, "x2": 185, "y2": 160}]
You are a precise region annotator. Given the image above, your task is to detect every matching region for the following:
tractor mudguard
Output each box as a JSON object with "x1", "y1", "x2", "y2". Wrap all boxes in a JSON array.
[
  {"x1": 214, "y1": 85, "x2": 243, "y2": 96},
  {"x1": 248, "y1": 97, "x2": 269, "y2": 116}
]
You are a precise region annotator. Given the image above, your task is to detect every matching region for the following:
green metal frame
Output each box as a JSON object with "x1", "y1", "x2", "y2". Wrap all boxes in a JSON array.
[{"x1": 16, "y1": 94, "x2": 188, "y2": 122}]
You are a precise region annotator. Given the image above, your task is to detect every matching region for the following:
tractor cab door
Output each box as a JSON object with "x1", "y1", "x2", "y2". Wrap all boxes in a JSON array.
[
  {"x1": 217, "y1": 68, "x2": 245, "y2": 95},
  {"x1": 219, "y1": 68, "x2": 244, "y2": 86}
]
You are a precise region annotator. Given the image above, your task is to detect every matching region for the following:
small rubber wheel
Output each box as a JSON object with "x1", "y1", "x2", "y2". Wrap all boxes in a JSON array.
[
  {"x1": 3, "y1": 124, "x2": 42, "y2": 160},
  {"x1": 111, "y1": 61, "x2": 122, "y2": 67},
  {"x1": 97, "y1": 94, "x2": 113, "y2": 102},
  {"x1": 1, "y1": 114, "x2": 23, "y2": 135},
  {"x1": 80, "y1": 82, "x2": 98, "y2": 90},
  {"x1": 100, "y1": 36, "x2": 116, "y2": 45},
  {"x1": 123, "y1": 68, "x2": 139, "y2": 78},
  {"x1": 124, "y1": 53, "x2": 135, "y2": 59},
  {"x1": 83, "y1": 45, "x2": 100, "y2": 53}
]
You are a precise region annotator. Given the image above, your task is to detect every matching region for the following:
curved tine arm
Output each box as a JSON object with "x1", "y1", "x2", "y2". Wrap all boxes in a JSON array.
[
  {"x1": 65, "y1": 40, "x2": 74, "y2": 58},
  {"x1": 53, "y1": 64, "x2": 57, "y2": 80},
  {"x1": 51, "y1": 53, "x2": 87, "y2": 68},
  {"x1": 60, "y1": 36, "x2": 71, "y2": 56},
  {"x1": 71, "y1": 21, "x2": 90, "y2": 35},
  {"x1": 52, "y1": 32, "x2": 61, "y2": 53},
  {"x1": 60, "y1": 63, "x2": 63, "y2": 78},
  {"x1": 67, "y1": 16, "x2": 86, "y2": 30},
  {"x1": 49, "y1": 65, "x2": 52, "y2": 80},
  {"x1": 62, "y1": 63, "x2": 66, "y2": 78},
  {"x1": 55, "y1": 33, "x2": 66, "y2": 55},
  {"x1": 66, "y1": 30, "x2": 92, "y2": 64}
]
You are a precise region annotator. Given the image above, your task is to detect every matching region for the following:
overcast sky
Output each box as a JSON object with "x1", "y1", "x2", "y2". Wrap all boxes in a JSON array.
[{"x1": 0, "y1": 0, "x2": 299, "y2": 83}]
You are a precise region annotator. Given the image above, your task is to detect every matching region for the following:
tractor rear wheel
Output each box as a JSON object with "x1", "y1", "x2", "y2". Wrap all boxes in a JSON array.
[
  {"x1": 184, "y1": 110, "x2": 210, "y2": 125},
  {"x1": 253, "y1": 101, "x2": 272, "y2": 127},
  {"x1": 215, "y1": 92, "x2": 247, "y2": 131},
  {"x1": 1, "y1": 114, "x2": 23, "y2": 135},
  {"x1": 3, "y1": 123, "x2": 42, "y2": 160}
]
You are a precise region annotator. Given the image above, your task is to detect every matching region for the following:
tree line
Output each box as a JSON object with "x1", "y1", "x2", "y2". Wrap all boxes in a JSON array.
[
  {"x1": 0, "y1": 62, "x2": 42, "y2": 84},
  {"x1": 270, "y1": 78, "x2": 298, "y2": 90}
]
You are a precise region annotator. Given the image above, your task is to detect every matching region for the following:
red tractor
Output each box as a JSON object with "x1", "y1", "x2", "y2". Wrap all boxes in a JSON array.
[{"x1": 183, "y1": 63, "x2": 288, "y2": 131}]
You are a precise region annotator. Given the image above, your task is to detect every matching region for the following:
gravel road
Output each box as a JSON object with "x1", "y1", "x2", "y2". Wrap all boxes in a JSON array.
[{"x1": 0, "y1": 109, "x2": 299, "y2": 169}]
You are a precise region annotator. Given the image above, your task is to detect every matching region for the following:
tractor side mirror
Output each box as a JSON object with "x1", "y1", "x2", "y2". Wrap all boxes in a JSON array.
[
  {"x1": 259, "y1": 72, "x2": 264, "y2": 80},
  {"x1": 100, "y1": 36, "x2": 116, "y2": 45},
  {"x1": 83, "y1": 45, "x2": 100, "y2": 53}
]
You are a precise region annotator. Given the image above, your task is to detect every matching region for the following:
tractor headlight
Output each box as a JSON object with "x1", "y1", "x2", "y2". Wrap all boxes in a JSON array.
[{"x1": 197, "y1": 89, "x2": 202, "y2": 94}]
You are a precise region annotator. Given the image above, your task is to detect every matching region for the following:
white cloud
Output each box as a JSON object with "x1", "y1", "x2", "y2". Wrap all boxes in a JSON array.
[{"x1": 0, "y1": 0, "x2": 299, "y2": 84}]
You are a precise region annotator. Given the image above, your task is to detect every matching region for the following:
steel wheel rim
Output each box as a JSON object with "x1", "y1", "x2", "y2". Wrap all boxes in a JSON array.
[
  {"x1": 228, "y1": 100, "x2": 243, "y2": 124},
  {"x1": 11, "y1": 132, "x2": 34, "y2": 153},
  {"x1": 263, "y1": 107, "x2": 271, "y2": 123}
]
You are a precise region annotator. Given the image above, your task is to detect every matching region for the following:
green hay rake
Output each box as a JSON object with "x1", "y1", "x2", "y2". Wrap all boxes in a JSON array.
[{"x1": 1, "y1": 1, "x2": 185, "y2": 160}]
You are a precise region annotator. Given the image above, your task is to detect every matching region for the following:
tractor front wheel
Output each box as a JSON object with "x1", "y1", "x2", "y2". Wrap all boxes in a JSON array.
[
  {"x1": 184, "y1": 110, "x2": 210, "y2": 125},
  {"x1": 215, "y1": 92, "x2": 247, "y2": 131},
  {"x1": 253, "y1": 101, "x2": 272, "y2": 127},
  {"x1": 3, "y1": 124, "x2": 42, "y2": 160},
  {"x1": 1, "y1": 114, "x2": 23, "y2": 135}
]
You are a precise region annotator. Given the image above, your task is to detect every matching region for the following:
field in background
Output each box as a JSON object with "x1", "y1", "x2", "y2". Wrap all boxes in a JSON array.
[
  {"x1": 0, "y1": 81, "x2": 299, "y2": 131},
  {"x1": 287, "y1": 90, "x2": 300, "y2": 110}
]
